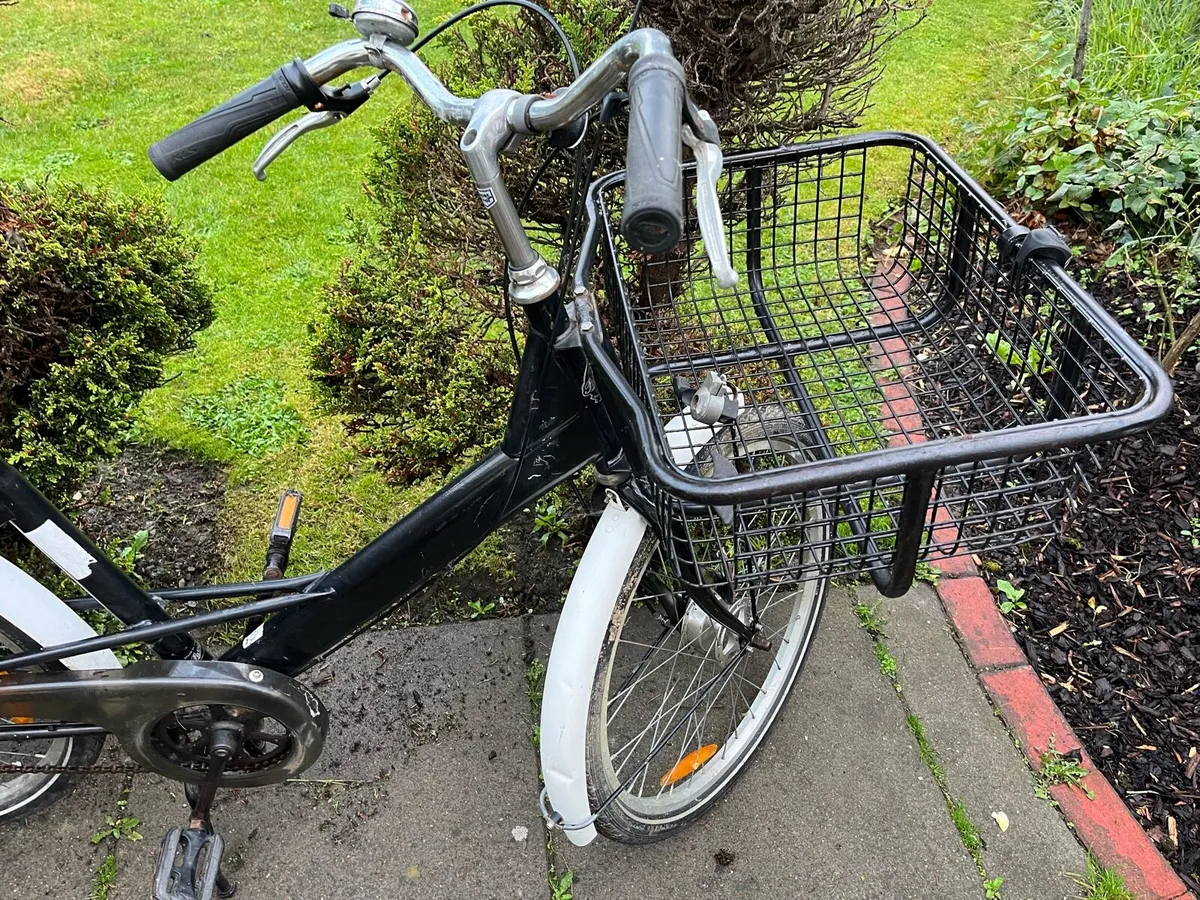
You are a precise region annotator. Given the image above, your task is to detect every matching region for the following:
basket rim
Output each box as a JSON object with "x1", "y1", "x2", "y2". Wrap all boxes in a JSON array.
[{"x1": 571, "y1": 131, "x2": 1174, "y2": 506}]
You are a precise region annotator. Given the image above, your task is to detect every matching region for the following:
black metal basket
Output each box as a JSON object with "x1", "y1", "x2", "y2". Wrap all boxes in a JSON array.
[{"x1": 577, "y1": 132, "x2": 1171, "y2": 597}]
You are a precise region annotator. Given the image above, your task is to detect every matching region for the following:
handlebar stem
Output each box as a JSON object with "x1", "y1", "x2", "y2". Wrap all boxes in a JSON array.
[{"x1": 461, "y1": 90, "x2": 559, "y2": 302}]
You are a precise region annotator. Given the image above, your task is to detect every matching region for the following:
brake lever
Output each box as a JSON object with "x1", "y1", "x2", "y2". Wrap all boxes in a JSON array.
[
  {"x1": 252, "y1": 73, "x2": 383, "y2": 181},
  {"x1": 253, "y1": 110, "x2": 344, "y2": 180},
  {"x1": 682, "y1": 115, "x2": 738, "y2": 289}
]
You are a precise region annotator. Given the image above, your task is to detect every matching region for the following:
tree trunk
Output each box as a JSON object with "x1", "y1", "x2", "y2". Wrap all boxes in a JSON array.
[
  {"x1": 1072, "y1": 0, "x2": 1094, "y2": 82},
  {"x1": 1162, "y1": 307, "x2": 1200, "y2": 377}
]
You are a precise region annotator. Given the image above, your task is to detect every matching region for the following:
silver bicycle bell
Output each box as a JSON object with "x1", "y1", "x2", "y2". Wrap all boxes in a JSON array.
[{"x1": 350, "y1": 0, "x2": 419, "y2": 46}]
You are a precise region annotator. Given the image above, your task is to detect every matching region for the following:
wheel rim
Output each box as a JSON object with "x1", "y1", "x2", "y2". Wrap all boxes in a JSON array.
[
  {"x1": 594, "y1": 429, "x2": 829, "y2": 823},
  {"x1": 0, "y1": 630, "x2": 74, "y2": 817}
]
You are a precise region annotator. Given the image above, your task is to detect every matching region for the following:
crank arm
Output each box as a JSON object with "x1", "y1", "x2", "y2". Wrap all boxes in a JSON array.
[{"x1": 0, "y1": 660, "x2": 327, "y2": 786}]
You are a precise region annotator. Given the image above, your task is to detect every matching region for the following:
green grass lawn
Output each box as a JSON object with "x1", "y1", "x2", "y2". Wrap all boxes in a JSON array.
[{"x1": 0, "y1": 0, "x2": 1034, "y2": 580}]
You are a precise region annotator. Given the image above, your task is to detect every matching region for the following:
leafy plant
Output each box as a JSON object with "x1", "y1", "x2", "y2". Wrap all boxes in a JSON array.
[
  {"x1": 91, "y1": 815, "x2": 143, "y2": 844},
  {"x1": 854, "y1": 601, "x2": 887, "y2": 637},
  {"x1": 985, "y1": 330, "x2": 1055, "y2": 379},
  {"x1": 1181, "y1": 517, "x2": 1200, "y2": 550},
  {"x1": 874, "y1": 641, "x2": 898, "y2": 680},
  {"x1": 979, "y1": 86, "x2": 1199, "y2": 235},
  {"x1": 984, "y1": 875, "x2": 1005, "y2": 899},
  {"x1": 995, "y1": 579, "x2": 1028, "y2": 614},
  {"x1": 465, "y1": 598, "x2": 496, "y2": 619},
  {"x1": 914, "y1": 561, "x2": 942, "y2": 586},
  {"x1": 550, "y1": 870, "x2": 574, "y2": 900},
  {"x1": 531, "y1": 498, "x2": 569, "y2": 547},
  {"x1": 1035, "y1": 737, "x2": 1094, "y2": 800},
  {"x1": 970, "y1": 14, "x2": 1200, "y2": 364},
  {"x1": 110, "y1": 529, "x2": 149, "y2": 576},
  {"x1": 81, "y1": 609, "x2": 149, "y2": 666}
]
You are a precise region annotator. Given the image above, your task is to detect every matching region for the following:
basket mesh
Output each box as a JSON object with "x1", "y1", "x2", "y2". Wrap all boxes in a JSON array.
[{"x1": 594, "y1": 138, "x2": 1145, "y2": 588}]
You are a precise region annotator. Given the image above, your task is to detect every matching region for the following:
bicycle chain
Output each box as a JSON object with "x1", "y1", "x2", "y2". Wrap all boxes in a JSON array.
[
  {"x1": 0, "y1": 760, "x2": 145, "y2": 776},
  {"x1": 0, "y1": 738, "x2": 291, "y2": 777}
]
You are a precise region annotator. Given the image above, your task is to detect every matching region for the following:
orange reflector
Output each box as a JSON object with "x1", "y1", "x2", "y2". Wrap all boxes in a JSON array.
[
  {"x1": 276, "y1": 492, "x2": 300, "y2": 531},
  {"x1": 1, "y1": 671, "x2": 33, "y2": 721},
  {"x1": 660, "y1": 744, "x2": 719, "y2": 787}
]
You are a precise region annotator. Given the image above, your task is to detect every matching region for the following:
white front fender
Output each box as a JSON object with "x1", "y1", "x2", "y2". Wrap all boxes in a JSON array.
[{"x1": 539, "y1": 496, "x2": 647, "y2": 846}]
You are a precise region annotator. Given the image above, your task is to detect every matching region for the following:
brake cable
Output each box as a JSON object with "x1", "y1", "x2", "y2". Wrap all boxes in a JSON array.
[{"x1": 412, "y1": 0, "x2": 579, "y2": 77}]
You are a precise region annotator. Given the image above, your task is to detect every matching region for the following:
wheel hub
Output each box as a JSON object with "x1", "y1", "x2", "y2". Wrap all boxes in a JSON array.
[{"x1": 680, "y1": 596, "x2": 748, "y2": 665}]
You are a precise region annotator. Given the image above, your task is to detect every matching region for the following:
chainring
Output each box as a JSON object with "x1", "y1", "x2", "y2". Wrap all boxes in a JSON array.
[
  {"x1": 0, "y1": 660, "x2": 328, "y2": 787},
  {"x1": 148, "y1": 704, "x2": 297, "y2": 778}
]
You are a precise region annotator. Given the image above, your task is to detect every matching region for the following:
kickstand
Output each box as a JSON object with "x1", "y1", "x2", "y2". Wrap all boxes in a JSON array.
[{"x1": 153, "y1": 722, "x2": 243, "y2": 900}]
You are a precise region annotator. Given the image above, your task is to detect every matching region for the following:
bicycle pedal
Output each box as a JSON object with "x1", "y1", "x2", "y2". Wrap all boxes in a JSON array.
[
  {"x1": 263, "y1": 488, "x2": 302, "y2": 579},
  {"x1": 153, "y1": 827, "x2": 234, "y2": 900}
]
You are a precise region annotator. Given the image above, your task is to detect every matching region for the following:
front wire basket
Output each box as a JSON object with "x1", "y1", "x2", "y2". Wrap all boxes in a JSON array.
[{"x1": 579, "y1": 132, "x2": 1171, "y2": 596}]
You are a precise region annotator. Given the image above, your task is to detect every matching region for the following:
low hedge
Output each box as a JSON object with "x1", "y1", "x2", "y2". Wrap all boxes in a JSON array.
[{"x1": 0, "y1": 180, "x2": 214, "y2": 506}]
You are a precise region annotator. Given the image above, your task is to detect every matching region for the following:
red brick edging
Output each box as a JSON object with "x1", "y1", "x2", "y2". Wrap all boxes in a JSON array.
[
  {"x1": 865, "y1": 259, "x2": 1193, "y2": 899},
  {"x1": 936, "y1": 562, "x2": 1193, "y2": 899}
]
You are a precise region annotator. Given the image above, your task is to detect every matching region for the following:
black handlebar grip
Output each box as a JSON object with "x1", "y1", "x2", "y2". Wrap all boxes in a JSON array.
[
  {"x1": 620, "y1": 53, "x2": 686, "y2": 255},
  {"x1": 148, "y1": 60, "x2": 321, "y2": 181}
]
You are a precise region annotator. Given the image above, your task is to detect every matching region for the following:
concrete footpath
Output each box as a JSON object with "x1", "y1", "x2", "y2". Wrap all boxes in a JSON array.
[{"x1": 0, "y1": 585, "x2": 1093, "y2": 900}]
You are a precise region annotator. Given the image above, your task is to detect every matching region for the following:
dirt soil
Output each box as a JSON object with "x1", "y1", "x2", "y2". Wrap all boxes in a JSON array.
[
  {"x1": 986, "y1": 278, "x2": 1200, "y2": 890},
  {"x1": 378, "y1": 523, "x2": 578, "y2": 627},
  {"x1": 73, "y1": 444, "x2": 577, "y2": 624},
  {"x1": 74, "y1": 444, "x2": 227, "y2": 589}
]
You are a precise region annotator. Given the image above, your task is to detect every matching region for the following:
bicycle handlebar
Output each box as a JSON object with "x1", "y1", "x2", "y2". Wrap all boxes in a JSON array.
[
  {"x1": 147, "y1": 23, "x2": 710, "y2": 288},
  {"x1": 619, "y1": 53, "x2": 686, "y2": 255},
  {"x1": 149, "y1": 61, "x2": 321, "y2": 182}
]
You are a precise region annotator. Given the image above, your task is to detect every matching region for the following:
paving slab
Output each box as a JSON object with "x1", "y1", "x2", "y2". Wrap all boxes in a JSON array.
[
  {"x1": 532, "y1": 593, "x2": 984, "y2": 900},
  {"x1": 862, "y1": 583, "x2": 1089, "y2": 900},
  {"x1": 0, "y1": 764, "x2": 126, "y2": 900},
  {"x1": 1, "y1": 582, "x2": 1097, "y2": 900},
  {"x1": 112, "y1": 620, "x2": 547, "y2": 900}
]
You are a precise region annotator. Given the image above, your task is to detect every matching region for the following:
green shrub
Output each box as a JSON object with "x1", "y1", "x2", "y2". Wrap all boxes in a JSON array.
[
  {"x1": 974, "y1": 81, "x2": 1199, "y2": 354},
  {"x1": 310, "y1": 229, "x2": 515, "y2": 481},
  {"x1": 0, "y1": 180, "x2": 214, "y2": 505},
  {"x1": 978, "y1": 84, "x2": 1198, "y2": 242},
  {"x1": 970, "y1": 1, "x2": 1199, "y2": 360}
]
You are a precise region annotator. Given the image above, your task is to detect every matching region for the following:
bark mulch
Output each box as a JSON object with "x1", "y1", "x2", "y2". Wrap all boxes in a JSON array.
[{"x1": 985, "y1": 278, "x2": 1200, "y2": 890}]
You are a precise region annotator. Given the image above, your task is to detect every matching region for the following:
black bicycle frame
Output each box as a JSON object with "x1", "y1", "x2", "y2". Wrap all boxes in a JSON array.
[{"x1": 0, "y1": 297, "x2": 614, "y2": 677}]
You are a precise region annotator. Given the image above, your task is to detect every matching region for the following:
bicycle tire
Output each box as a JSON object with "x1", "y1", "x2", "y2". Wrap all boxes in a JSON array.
[
  {"x1": 0, "y1": 617, "x2": 105, "y2": 823},
  {"x1": 583, "y1": 410, "x2": 831, "y2": 841}
]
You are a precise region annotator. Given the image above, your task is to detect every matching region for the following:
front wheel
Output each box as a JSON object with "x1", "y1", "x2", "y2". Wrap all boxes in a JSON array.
[{"x1": 583, "y1": 414, "x2": 830, "y2": 842}]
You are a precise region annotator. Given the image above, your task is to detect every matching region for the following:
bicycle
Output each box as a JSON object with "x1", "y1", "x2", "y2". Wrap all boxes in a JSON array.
[{"x1": 0, "y1": 1, "x2": 1173, "y2": 897}]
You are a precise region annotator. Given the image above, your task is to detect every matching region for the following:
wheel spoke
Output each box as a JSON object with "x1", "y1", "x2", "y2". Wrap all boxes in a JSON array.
[{"x1": 592, "y1": 511, "x2": 829, "y2": 831}]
